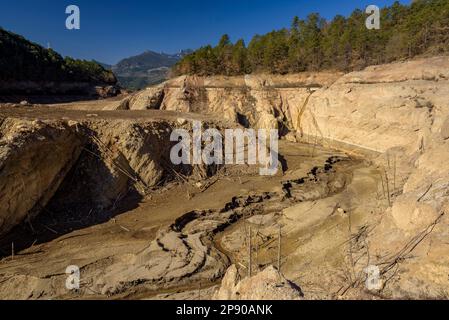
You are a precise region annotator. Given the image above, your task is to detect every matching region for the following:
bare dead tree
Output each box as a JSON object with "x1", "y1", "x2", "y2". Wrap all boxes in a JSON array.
[
  {"x1": 277, "y1": 225, "x2": 282, "y2": 273},
  {"x1": 384, "y1": 168, "x2": 391, "y2": 207},
  {"x1": 248, "y1": 225, "x2": 252, "y2": 277}
]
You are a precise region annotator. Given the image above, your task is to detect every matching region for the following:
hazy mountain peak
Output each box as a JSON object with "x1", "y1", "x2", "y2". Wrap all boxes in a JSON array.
[{"x1": 112, "y1": 49, "x2": 192, "y2": 90}]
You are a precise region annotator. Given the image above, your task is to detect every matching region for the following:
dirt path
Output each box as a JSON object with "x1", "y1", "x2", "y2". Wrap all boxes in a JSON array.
[{"x1": 0, "y1": 104, "x2": 222, "y2": 122}]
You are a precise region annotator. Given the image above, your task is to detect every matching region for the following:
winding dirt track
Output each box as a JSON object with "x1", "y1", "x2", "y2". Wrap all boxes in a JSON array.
[{"x1": 0, "y1": 105, "x2": 223, "y2": 122}]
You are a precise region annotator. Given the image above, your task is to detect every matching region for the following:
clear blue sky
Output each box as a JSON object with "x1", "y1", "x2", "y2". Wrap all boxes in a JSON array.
[{"x1": 0, "y1": 0, "x2": 410, "y2": 64}]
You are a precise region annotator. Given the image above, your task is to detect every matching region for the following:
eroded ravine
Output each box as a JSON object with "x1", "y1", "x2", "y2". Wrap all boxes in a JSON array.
[{"x1": 0, "y1": 137, "x2": 384, "y2": 300}]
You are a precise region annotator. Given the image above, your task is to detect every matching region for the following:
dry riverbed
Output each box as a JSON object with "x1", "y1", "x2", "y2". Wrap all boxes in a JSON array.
[{"x1": 0, "y1": 128, "x2": 386, "y2": 299}]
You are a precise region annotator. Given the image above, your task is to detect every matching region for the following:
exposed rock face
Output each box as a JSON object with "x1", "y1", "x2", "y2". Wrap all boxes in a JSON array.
[
  {"x1": 94, "y1": 85, "x2": 121, "y2": 99},
  {"x1": 127, "y1": 56, "x2": 448, "y2": 154},
  {"x1": 122, "y1": 85, "x2": 165, "y2": 110},
  {"x1": 313, "y1": 57, "x2": 449, "y2": 299},
  {"x1": 124, "y1": 72, "x2": 341, "y2": 133},
  {"x1": 303, "y1": 56, "x2": 449, "y2": 154},
  {"x1": 0, "y1": 119, "x2": 83, "y2": 235},
  {"x1": 213, "y1": 265, "x2": 303, "y2": 300},
  {"x1": 301, "y1": 58, "x2": 449, "y2": 298},
  {"x1": 90, "y1": 209, "x2": 235, "y2": 296},
  {"x1": 0, "y1": 114, "x2": 231, "y2": 238},
  {"x1": 128, "y1": 56, "x2": 449, "y2": 298}
]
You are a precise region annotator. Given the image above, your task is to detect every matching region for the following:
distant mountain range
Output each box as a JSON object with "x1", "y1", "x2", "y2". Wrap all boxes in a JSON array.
[
  {"x1": 103, "y1": 50, "x2": 193, "y2": 90},
  {"x1": 0, "y1": 26, "x2": 191, "y2": 93}
]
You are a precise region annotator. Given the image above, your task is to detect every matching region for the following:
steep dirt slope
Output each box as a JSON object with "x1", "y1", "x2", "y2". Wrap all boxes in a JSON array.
[
  {"x1": 0, "y1": 108, "x2": 234, "y2": 238},
  {"x1": 120, "y1": 72, "x2": 341, "y2": 133}
]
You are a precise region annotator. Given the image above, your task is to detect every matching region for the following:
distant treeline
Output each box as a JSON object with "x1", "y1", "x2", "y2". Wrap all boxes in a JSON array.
[
  {"x1": 174, "y1": 0, "x2": 449, "y2": 76},
  {"x1": 0, "y1": 28, "x2": 116, "y2": 84}
]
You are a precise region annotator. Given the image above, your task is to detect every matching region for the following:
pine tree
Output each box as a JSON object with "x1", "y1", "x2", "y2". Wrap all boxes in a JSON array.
[
  {"x1": 231, "y1": 39, "x2": 248, "y2": 74},
  {"x1": 174, "y1": 0, "x2": 449, "y2": 76}
]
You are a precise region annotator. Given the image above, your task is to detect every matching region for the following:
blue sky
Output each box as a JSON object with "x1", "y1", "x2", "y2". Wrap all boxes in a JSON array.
[{"x1": 0, "y1": 0, "x2": 410, "y2": 64}]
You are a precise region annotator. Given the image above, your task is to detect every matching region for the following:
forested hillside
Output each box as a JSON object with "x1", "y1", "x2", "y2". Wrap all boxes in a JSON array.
[
  {"x1": 174, "y1": 0, "x2": 449, "y2": 76},
  {"x1": 0, "y1": 28, "x2": 116, "y2": 84}
]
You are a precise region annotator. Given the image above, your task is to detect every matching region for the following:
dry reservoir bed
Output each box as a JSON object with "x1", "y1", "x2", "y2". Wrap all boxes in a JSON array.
[{"x1": 0, "y1": 106, "x2": 388, "y2": 300}]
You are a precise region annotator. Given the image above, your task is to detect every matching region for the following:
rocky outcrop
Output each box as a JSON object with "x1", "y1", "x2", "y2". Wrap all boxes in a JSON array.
[
  {"x1": 213, "y1": 265, "x2": 303, "y2": 300},
  {"x1": 0, "y1": 114, "x2": 232, "y2": 237},
  {"x1": 127, "y1": 56, "x2": 448, "y2": 154},
  {"x1": 90, "y1": 209, "x2": 235, "y2": 296},
  {"x1": 301, "y1": 57, "x2": 449, "y2": 298},
  {"x1": 0, "y1": 119, "x2": 83, "y2": 235},
  {"x1": 301, "y1": 56, "x2": 449, "y2": 154},
  {"x1": 123, "y1": 72, "x2": 341, "y2": 133}
]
